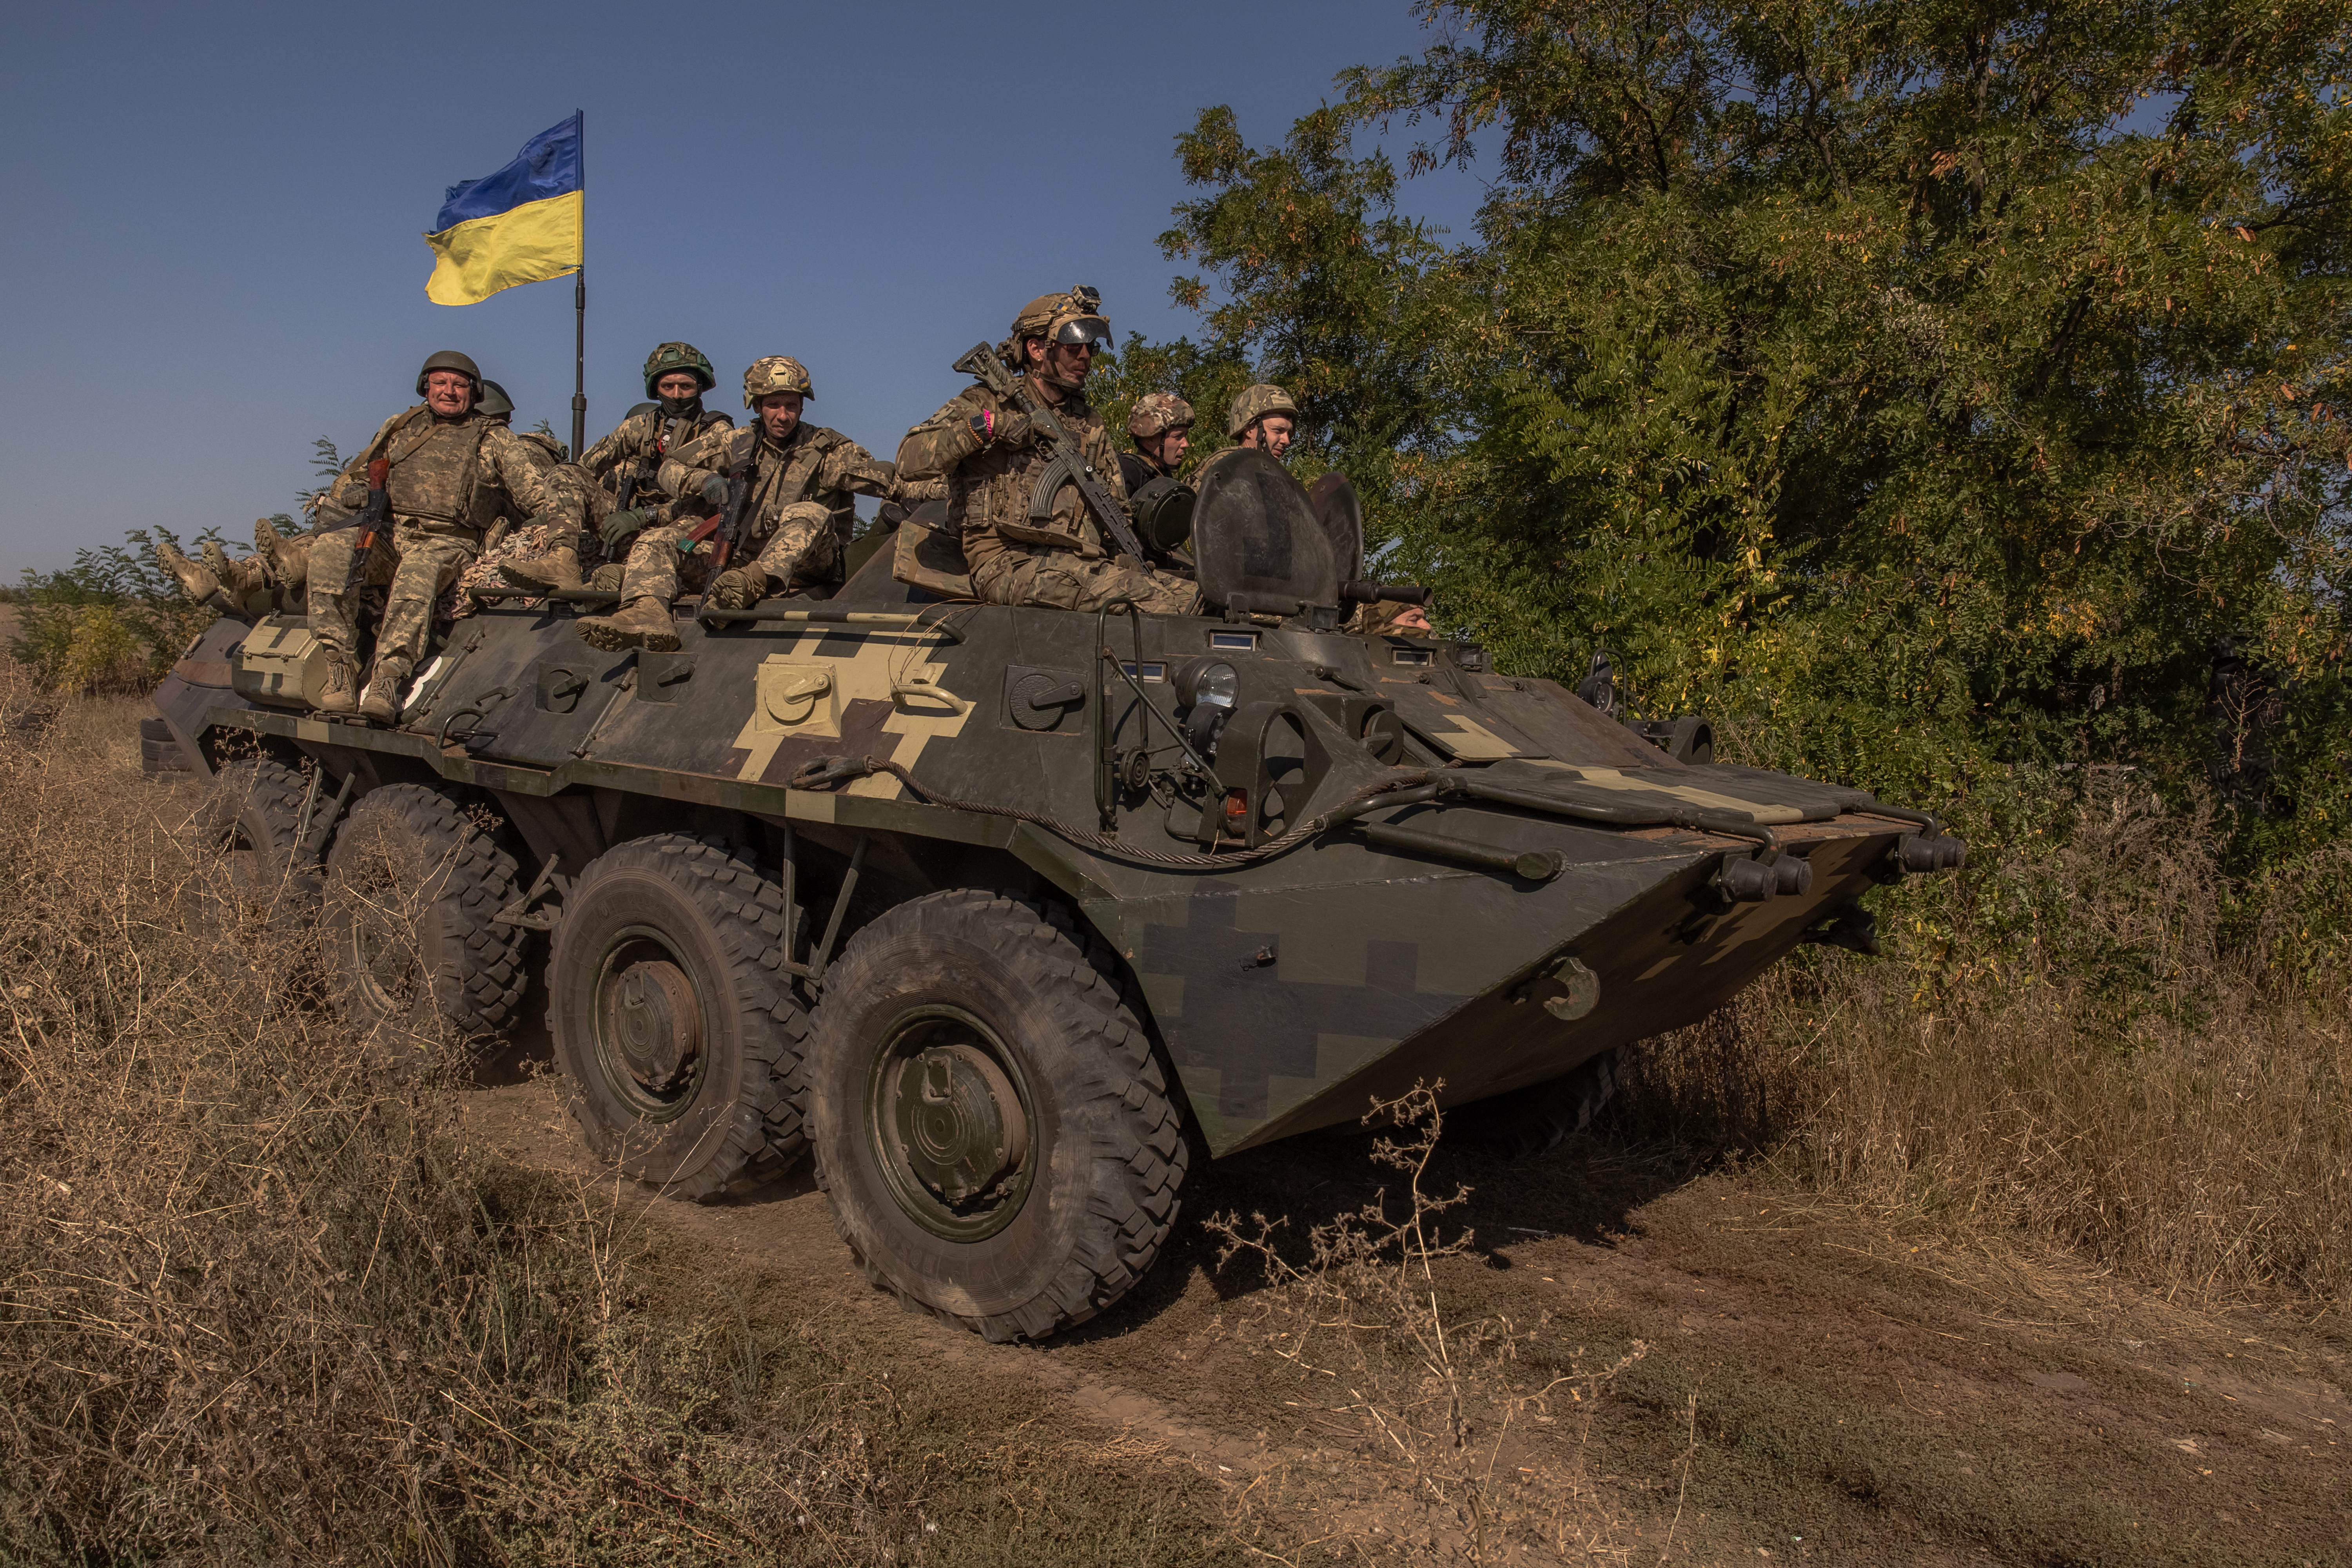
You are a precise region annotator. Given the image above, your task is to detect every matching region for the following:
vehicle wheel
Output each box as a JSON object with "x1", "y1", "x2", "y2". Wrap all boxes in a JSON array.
[
  {"x1": 1450, "y1": 1050, "x2": 1618, "y2": 1160},
  {"x1": 191, "y1": 757, "x2": 318, "y2": 923},
  {"x1": 808, "y1": 889, "x2": 1190, "y2": 1342},
  {"x1": 323, "y1": 784, "x2": 528, "y2": 1048},
  {"x1": 548, "y1": 835, "x2": 808, "y2": 1201}
]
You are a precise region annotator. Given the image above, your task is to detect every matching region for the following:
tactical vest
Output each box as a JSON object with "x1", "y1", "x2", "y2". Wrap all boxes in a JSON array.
[
  {"x1": 379, "y1": 410, "x2": 489, "y2": 528},
  {"x1": 745, "y1": 425, "x2": 853, "y2": 525},
  {"x1": 949, "y1": 388, "x2": 1112, "y2": 559}
]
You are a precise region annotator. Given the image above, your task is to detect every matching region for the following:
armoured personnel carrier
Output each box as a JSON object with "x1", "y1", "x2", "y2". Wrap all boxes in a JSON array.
[{"x1": 149, "y1": 446, "x2": 1964, "y2": 1342}]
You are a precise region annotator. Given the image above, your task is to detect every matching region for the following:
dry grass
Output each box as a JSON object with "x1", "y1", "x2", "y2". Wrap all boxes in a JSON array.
[
  {"x1": 1207, "y1": 1088, "x2": 1661, "y2": 1563},
  {"x1": 0, "y1": 669, "x2": 1243, "y2": 1566},
  {"x1": 1619, "y1": 777, "x2": 2352, "y2": 1314}
]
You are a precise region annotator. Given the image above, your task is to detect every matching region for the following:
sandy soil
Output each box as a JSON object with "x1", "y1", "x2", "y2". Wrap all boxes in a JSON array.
[{"x1": 459, "y1": 1076, "x2": 2347, "y2": 1566}]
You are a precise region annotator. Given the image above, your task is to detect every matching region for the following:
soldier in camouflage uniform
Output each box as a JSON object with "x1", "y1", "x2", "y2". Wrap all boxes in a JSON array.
[
  {"x1": 503, "y1": 343, "x2": 734, "y2": 592},
  {"x1": 1229, "y1": 383, "x2": 1300, "y2": 463},
  {"x1": 306, "y1": 350, "x2": 578, "y2": 722},
  {"x1": 897, "y1": 290, "x2": 1200, "y2": 615},
  {"x1": 477, "y1": 381, "x2": 612, "y2": 558},
  {"x1": 1116, "y1": 391, "x2": 1194, "y2": 496},
  {"x1": 573, "y1": 356, "x2": 897, "y2": 653}
]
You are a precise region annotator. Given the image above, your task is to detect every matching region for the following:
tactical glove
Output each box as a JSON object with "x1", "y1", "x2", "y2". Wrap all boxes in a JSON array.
[
  {"x1": 969, "y1": 409, "x2": 1030, "y2": 449},
  {"x1": 700, "y1": 472, "x2": 731, "y2": 505},
  {"x1": 600, "y1": 509, "x2": 652, "y2": 554},
  {"x1": 706, "y1": 567, "x2": 766, "y2": 612}
]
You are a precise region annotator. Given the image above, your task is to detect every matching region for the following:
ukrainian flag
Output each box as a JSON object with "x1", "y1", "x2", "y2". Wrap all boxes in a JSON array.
[{"x1": 423, "y1": 114, "x2": 583, "y2": 306}]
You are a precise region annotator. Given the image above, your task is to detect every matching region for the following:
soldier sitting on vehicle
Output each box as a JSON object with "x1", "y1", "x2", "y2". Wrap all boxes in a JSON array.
[
  {"x1": 1229, "y1": 383, "x2": 1300, "y2": 464},
  {"x1": 503, "y1": 341, "x2": 734, "y2": 592},
  {"x1": 572, "y1": 355, "x2": 897, "y2": 653},
  {"x1": 896, "y1": 289, "x2": 1201, "y2": 615},
  {"x1": 1117, "y1": 392, "x2": 1193, "y2": 495},
  {"x1": 457, "y1": 380, "x2": 616, "y2": 604},
  {"x1": 306, "y1": 350, "x2": 579, "y2": 722}
]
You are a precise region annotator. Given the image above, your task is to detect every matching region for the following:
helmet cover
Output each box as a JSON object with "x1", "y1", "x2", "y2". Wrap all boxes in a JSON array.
[
  {"x1": 742, "y1": 355, "x2": 816, "y2": 407},
  {"x1": 1227, "y1": 383, "x2": 1300, "y2": 439},
  {"x1": 1127, "y1": 391, "x2": 1195, "y2": 442}
]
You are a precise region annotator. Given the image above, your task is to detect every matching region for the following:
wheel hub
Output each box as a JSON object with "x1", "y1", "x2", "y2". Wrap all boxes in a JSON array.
[
  {"x1": 893, "y1": 1042, "x2": 1028, "y2": 1207},
  {"x1": 610, "y1": 959, "x2": 701, "y2": 1093}
]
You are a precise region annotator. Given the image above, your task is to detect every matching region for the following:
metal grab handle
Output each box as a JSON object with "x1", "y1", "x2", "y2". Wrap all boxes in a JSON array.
[{"x1": 889, "y1": 677, "x2": 969, "y2": 715}]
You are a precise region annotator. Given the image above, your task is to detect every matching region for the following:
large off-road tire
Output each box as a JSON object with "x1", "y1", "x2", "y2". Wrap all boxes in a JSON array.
[
  {"x1": 808, "y1": 889, "x2": 1190, "y2": 1343},
  {"x1": 548, "y1": 835, "x2": 809, "y2": 1202},
  {"x1": 191, "y1": 757, "x2": 319, "y2": 924},
  {"x1": 1450, "y1": 1050, "x2": 1619, "y2": 1161},
  {"x1": 322, "y1": 784, "x2": 529, "y2": 1047}
]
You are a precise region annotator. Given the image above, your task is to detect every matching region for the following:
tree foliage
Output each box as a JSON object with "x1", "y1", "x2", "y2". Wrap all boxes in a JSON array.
[{"x1": 1134, "y1": 0, "x2": 2352, "y2": 852}]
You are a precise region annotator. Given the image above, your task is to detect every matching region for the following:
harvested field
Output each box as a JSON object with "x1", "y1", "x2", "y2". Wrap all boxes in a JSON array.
[{"x1": 1, "y1": 672, "x2": 2345, "y2": 1564}]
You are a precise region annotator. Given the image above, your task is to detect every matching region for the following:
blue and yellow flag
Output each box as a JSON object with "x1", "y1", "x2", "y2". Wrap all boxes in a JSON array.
[{"x1": 423, "y1": 114, "x2": 583, "y2": 306}]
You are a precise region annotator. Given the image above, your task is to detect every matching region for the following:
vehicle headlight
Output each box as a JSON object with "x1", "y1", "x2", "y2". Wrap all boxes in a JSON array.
[{"x1": 1176, "y1": 659, "x2": 1238, "y2": 711}]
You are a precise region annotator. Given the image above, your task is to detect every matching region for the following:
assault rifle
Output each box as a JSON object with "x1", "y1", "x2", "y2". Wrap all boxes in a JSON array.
[
  {"x1": 951, "y1": 342, "x2": 1150, "y2": 563},
  {"x1": 614, "y1": 458, "x2": 642, "y2": 512},
  {"x1": 339, "y1": 456, "x2": 390, "y2": 594},
  {"x1": 690, "y1": 442, "x2": 758, "y2": 620}
]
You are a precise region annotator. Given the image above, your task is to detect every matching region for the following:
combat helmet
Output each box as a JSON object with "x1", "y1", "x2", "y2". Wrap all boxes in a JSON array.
[
  {"x1": 1227, "y1": 383, "x2": 1299, "y2": 439},
  {"x1": 1012, "y1": 285, "x2": 1111, "y2": 347},
  {"x1": 1128, "y1": 392, "x2": 1195, "y2": 443},
  {"x1": 643, "y1": 341, "x2": 717, "y2": 399},
  {"x1": 1008, "y1": 287, "x2": 1111, "y2": 389},
  {"x1": 743, "y1": 356, "x2": 815, "y2": 407},
  {"x1": 475, "y1": 379, "x2": 515, "y2": 421},
  {"x1": 415, "y1": 349, "x2": 482, "y2": 396}
]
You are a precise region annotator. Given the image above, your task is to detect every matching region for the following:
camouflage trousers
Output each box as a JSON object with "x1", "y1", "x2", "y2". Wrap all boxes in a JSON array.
[
  {"x1": 306, "y1": 520, "x2": 479, "y2": 677},
  {"x1": 970, "y1": 549, "x2": 1201, "y2": 615},
  {"x1": 616, "y1": 503, "x2": 839, "y2": 604}
]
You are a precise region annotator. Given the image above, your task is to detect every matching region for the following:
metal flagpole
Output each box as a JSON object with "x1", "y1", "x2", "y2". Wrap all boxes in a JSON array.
[{"x1": 570, "y1": 109, "x2": 587, "y2": 460}]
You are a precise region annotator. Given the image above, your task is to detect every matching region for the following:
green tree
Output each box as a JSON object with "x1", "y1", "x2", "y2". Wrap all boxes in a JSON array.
[{"x1": 1149, "y1": 0, "x2": 2352, "y2": 846}]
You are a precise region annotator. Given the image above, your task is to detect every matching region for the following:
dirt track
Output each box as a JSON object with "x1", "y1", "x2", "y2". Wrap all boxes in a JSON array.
[{"x1": 462, "y1": 1075, "x2": 2347, "y2": 1566}]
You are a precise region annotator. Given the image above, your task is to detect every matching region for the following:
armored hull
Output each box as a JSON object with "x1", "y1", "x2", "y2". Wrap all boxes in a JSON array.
[
  {"x1": 154, "y1": 581, "x2": 1935, "y2": 1140},
  {"x1": 151, "y1": 451, "x2": 1959, "y2": 1339}
]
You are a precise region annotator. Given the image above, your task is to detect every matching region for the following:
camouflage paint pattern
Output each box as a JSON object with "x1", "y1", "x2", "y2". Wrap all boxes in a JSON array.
[{"x1": 158, "y1": 542, "x2": 1952, "y2": 1160}]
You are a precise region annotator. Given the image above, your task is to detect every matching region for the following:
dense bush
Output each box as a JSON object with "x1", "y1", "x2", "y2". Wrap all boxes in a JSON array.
[
  {"x1": 1099, "y1": 0, "x2": 2352, "y2": 864},
  {"x1": 4, "y1": 530, "x2": 219, "y2": 693}
]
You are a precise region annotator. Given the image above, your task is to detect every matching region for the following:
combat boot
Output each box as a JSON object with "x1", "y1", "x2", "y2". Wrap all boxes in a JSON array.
[
  {"x1": 255, "y1": 516, "x2": 307, "y2": 593},
  {"x1": 500, "y1": 544, "x2": 583, "y2": 592},
  {"x1": 200, "y1": 539, "x2": 236, "y2": 583},
  {"x1": 155, "y1": 538, "x2": 225, "y2": 607},
  {"x1": 315, "y1": 656, "x2": 358, "y2": 715},
  {"x1": 576, "y1": 596, "x2": 682, "y2": 654},
  {"x1": 357, "y1": 658, "x2": 408, "y2": 725}
]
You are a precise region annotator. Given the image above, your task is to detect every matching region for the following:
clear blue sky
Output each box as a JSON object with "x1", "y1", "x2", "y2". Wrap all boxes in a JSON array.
[{"x1": 0, "y1": 0, "x2": 1483, "y2": 575}]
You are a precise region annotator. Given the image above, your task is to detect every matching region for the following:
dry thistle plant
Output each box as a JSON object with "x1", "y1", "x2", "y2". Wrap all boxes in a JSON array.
[{"x1": 1208, "y1": 1084, "x2": 1650, "y2": 1562}]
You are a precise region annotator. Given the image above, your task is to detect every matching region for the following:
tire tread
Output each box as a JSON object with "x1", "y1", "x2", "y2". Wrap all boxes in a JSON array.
[{"x1": 811, "y1": 888, "x2": 1189, "y2": 1342}]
